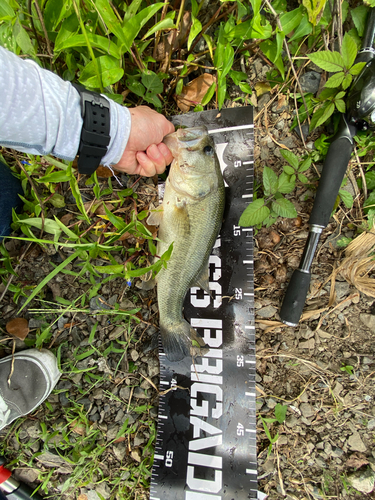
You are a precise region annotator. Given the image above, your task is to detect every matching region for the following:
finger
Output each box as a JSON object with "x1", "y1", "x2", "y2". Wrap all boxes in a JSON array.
[
  {"x1": 158, "y1": 142, "x2": 173, "y2": 165},
  {"x1": 163, "y1": 119, "x2": 175, "y2": 136},
  {"x1": 136, "y1": 151, "x2": 157, "y2": 177},
  {"x1": 146, "y1": 144, "x2": 168, "y2": 174}
]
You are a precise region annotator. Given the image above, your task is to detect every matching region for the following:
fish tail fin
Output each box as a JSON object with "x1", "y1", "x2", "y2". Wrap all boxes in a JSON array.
[{"x1": 160, "y1": 320, "x2": 206, "y2": 362}]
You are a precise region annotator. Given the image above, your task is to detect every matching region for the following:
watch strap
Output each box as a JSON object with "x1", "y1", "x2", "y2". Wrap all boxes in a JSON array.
[{"x1": 73, "y1": 83, "x2": 111, "y2": 175}]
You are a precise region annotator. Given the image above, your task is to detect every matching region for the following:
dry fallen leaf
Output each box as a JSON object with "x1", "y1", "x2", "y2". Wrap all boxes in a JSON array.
[
  {"x1": 254, "y1": 81, "x2": 271, "y2": 97},
  {"x1": 6, "y1": 318, "x2": 29, "y2": 340},
  {"x1": 176, "y1": 73, "x2": 216, "y2": 112},
  {"x1": 60, "y1": 213, "x2": 74, "y2": 226},
  {"x1": 77, "y1": 495, "x2": 88, "y2": 500},
  {"x1": 346, "y1": 453, "x2": 369, "y2": 469},
  {"x1": 96, "y1": 165, "x2": 119, "y2": 178}
]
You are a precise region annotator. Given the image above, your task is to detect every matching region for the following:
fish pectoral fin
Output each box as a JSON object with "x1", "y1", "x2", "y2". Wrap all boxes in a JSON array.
[
  {"x1": 147, "y1": 204, "x2": 164, "y2": 226},
  {"x1": 193, "y1": 263, "x2": 211, "y2": 295}
]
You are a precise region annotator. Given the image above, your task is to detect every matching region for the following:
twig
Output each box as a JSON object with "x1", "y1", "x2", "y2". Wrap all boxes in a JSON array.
[
  {"x1": 7, "y1": 339, "x2": 16, "y2": 387},
  {"x1": 354, "y1": 146, "x2": 367, "y2": 201},
  {"x1": 32, "y1": 0, "x2": 53, "y2": 69}
]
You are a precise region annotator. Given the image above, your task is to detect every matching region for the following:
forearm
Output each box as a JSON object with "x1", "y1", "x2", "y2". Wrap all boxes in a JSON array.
[{"x1": 0, "y1": 46, "x2": 130, "y2": 165}]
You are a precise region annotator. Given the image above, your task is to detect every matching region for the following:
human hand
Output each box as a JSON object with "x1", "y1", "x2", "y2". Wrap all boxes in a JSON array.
[{"x1": 114, "y1": 106, "x2": 175, "y2": 176}]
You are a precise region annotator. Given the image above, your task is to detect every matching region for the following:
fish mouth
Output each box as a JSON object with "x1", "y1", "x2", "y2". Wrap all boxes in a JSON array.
[{"x1": 163, "y1": 126, "x2": 209, "y2": 154}]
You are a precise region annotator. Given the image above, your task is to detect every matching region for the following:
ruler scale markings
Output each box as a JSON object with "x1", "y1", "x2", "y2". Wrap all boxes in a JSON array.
[{"x1": 151, "y1": 107, "x2": 256, "y2": 499}]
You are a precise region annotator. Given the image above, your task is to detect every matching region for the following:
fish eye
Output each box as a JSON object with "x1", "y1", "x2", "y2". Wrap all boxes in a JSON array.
[{"x1": 203, "y1": 145, "x2": 214, "y2": 155}]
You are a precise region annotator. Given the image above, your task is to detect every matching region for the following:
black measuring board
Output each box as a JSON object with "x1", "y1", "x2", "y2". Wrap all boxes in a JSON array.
[{"x1": 150, "y1": 106, "x2": 256, "y2": 500}]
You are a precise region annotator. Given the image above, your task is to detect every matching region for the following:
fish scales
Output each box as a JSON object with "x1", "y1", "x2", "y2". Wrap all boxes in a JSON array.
[{"x1": 150, "y1": 126, "x2": 225, "y2": 362}]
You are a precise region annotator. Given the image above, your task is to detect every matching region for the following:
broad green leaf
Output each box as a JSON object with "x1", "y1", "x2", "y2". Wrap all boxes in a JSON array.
[
  {"x1": 0, "y1": 2, "x2": 15, "y2": 20},
  {"x1": 302, "y1": 0, "x2": 328, "y2": 26},
  {"x1": 13, "y1": 19, "x2": 36, "y2": 57},
  {"x1": 229, "y1": 70, "x2": 248, "y2": 85},
  {"x1": 250, "y1": 0, "x2": 261, "y2": 16},
  {"x1": 239, "y1": 82, "x2": 252, "y2": 94},
  {"x1": 228, "y1": 15, "x2": 272, "y2": 40},
  {"x1": 188, "y1": 14, "x2": 202, "y2": 50},
  {"x1": 280, "y1": 150, "x2": 299, "y2": 170},
  {"x1": 222, "y1": 44, "x2": 235, "y2": 78},
  {"x1": 364, "y1": 191, "x2": 375, "y2": 213},
  {"x1": 142, "y1": 71, "x2": 163, "y2": 94},
  {"x1": 79, "y1": 55, "x2": 124, "y2": 88},
  {"x1": 280, "y1": 7, "x2": 303, "y2": 35},
  {"x1": 126, "y1": 78, "x2": 145, "y2": 97},
  {"x1": 217, "y1": 75, "x2": 227, "y2": 110},
  {"x1": 123, "y1": 0, "x2": 143, "y2": 23},
  {"x1": 142, "y1": 17, "x2": 175, "y2": 39},
  {"x1": 308, "y1": 50, "x2": 345, "y2": 72},
  {"x1": 49, "y1": 193, "x2": 65, "y2": 208},
  {"x1": 325, "y1": 72, "x2": 344, "y2": 88},
  {"x1": 289, "y1": 14, "x2": 312, "y2": 42},
  {"x1": 44, "y1": 0, "x2": 71, "y2": 32},
  {"x1": 121, "y1": 3, "x2": 164, "y2": 54},
  {"x1": 239, "y1": 199, "x2": 270, "y2": 226},
  {"x1": 365, "y1": 171, "x2": 375, "y2": 190},
  {"x1": 298, "y1": 173, "x2": 309, "y2": 183},
  {"x1": 351, "y1": 5, "x2": 369, "y2": 37},
  {"x1": 335, "y1": 99, "x2": 345, "y2": 113},
  {"x1": 19, "y1": 218, "x2": 62, "y2": 236},
  {"x1": 203, "y1": 34, "x2": 214, "y2": 61},
  {"x1": 283, "y1": 164, "x2": 295, "y2": 175},
  {"x1": 277, "y1": 172, "x2": 295, "y2": 194},
  {"x1": 275, "y1": 403, "x2": 288, "y2": 424},
  {"x1": 176, "y1": 78, "x2": 184, "y2": 96},
  {"x1": 339, "y1": 189, "x2": 353, "y2": 208},
  {"x1": 104, "y1": 204, "x2": 126, "y2": 230},
  {"x1": 341, "y1": 74, "x2": 352, "y2": 90},
  {"x1": 298, "y1": 157, "x2": 312, "y2": 173},
  {"x1": 55, "y1": 33, "x2": 121, "y2": 59},
  {"x1": 316, "y1": 101, "x2": 335, "y2": 128},
  {"x1": 350, "y1": 62, "x2": 366, "y2": 76},
  {"x1": 201, "y1": 82, "x2": 216, "y2": 106},
  {"x1": 341, "y1": 33, "x2": 357, "y2": 69},
  {"x1": 54, "y1": 13, "x2": 79, "y2": 50},
  {"x1": 275, "y1": 31, "x2": 285, "y2": 61},
  {"x1": 38, "y1": 170, "x2": 71, "y2": 183},
  {"x1": 259, "y1": 39, "x2": 285, "y2": 79},
  {"x1": 271, "y1": 197, "x2": 298, "y2": 218},
  {"x1": 263, "y1": 166, "x2": 278, "y2": 195}
]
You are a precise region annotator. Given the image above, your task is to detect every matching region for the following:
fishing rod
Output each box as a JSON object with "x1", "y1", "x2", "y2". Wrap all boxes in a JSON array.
[
  {"x1": 0, "y1": 455, "x2": 43, "y2": 500},
  {"x1": 280, "y1": 7, "x2": 375, "y2": 326}
]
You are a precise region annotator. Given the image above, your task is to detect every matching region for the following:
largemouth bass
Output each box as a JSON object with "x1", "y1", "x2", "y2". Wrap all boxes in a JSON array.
[{"x1": 148, "y1": 126, "x2": 225, "y2": 362}]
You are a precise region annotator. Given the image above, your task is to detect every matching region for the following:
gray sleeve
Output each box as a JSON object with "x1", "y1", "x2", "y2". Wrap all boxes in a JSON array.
[{"x1": 0, "y1": 46, "x2": 131, "y2": 166}]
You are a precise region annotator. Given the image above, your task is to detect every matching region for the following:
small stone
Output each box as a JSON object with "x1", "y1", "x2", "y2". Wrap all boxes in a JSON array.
[
  {"x1": 113, "y1": 442, "x2": 126, "y2": 461},
  {"x1": 275, "y1": 119, "x2": 285, "y2": 131},
  {"x1": 14, "y1": 467, "x2": 39, "y2": 484},
  {"x1": 347, "y1": 469, "x2": 375, "y2": 494},
  {"x1": 131, "y1": 449, "x2": 142, "y2": 462},
  {"x1": 360, "y1": 313, "x2": 375, "y2": 331},
  {"x1": 335, "y1": 281, "x2": 350, "y2": 299},
  {"x1": 285, "y1": 415, "x2": 299, "y2": 428},
  {"x1": 96, "y1": 482, "x2": 111, "y2": 499},
  {"x1": 299, "y1": 338, "x2": 315, "y2": 349},
  {"x1": 367, "y1": 419, "x2": 375, "y2": 430},
  {"x1": 130, "y1": 349, "x2": 139, "y2": 362},
  {"x1": 333, "y1": 381, "x2": 344, "y2": 397},
  {"x1": 347, "y1": 430, "x2": 367, "y2": 452},
  {"x1": 279, "y1": 136, "x2": 296, "y2": 149},
  {"x1": 90, "y1": 296, "x2": 111, "y2": 312},
  {"x1": 300, "y1": 403, "x2": 315, "y2": 418},
  {"x1": 257, "y1": 305, "x2": 277, "y2": 319},
  {"x1": 300, "y1": 71, "x2": 321, "y2": 94},
  {"x1": 119, "y1": 386, "x2": 131, "y2": 400}
]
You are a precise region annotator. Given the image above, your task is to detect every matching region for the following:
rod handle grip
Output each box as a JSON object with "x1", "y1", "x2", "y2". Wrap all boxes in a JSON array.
[{"x1": 279, "y1": 270, "x2": 311, "y2": 326}]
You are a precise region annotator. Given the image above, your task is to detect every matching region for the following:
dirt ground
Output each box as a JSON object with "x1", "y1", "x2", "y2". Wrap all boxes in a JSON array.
[{"x1": 0, "y1": 58, "x2": 375, "y2": 499}]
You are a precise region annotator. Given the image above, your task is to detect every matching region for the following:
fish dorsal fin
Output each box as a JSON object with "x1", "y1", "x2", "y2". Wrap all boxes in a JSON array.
[
  {"x1": 147, "y1": 204, "x2": 164, "y2": 226},
  {"x1": 193, "y1": 261, "x2": 210, "y2": 295}
]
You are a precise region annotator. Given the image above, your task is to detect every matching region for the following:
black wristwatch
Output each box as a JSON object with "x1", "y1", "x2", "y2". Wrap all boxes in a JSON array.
[{"x1": 73, "y1": 83, "x2": 111, "y2": 175}]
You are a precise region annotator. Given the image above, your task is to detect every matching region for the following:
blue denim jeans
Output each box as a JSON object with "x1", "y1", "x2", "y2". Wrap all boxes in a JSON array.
[{"x1": 0, "y1": 161, "x2": 23, "y2": 240}]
